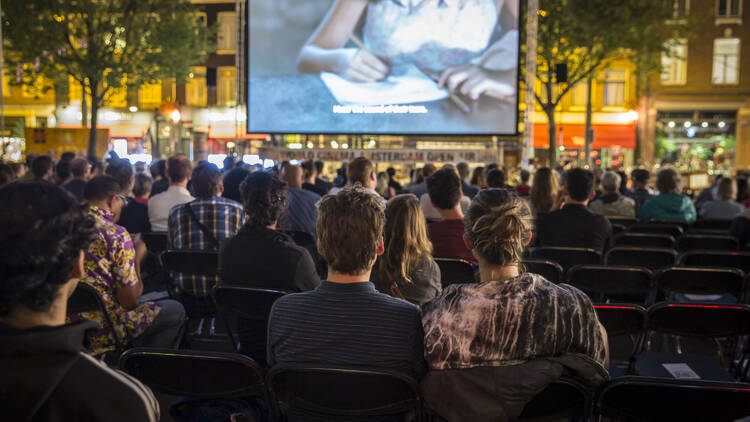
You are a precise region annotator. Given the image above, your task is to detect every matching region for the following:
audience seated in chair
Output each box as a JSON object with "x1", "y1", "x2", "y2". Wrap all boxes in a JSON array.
[
  {"x1": 624, "y1": 169, "x2": 652, "y2": 215},
  {"x1": 698, "y1": 177, "x2": 743, "y2": 221},
  {"x1": 420, "y1": 189, "x2": 609, "y2": 421},
  {"x1": 267, "y1": 185, "x2": 426, "y2": 378},
  {"x1": 425, "y1": 168, "x2": 476, "y2": 263},
  {"x1": 530, "y1": 167, "x2": 559, "y2": 216},
  {"x1": 314, "y1": 160, "x2": 334, "y2": 194},
  {"x1": 536, "y1": 168, "x2": 614, "y2": 253},
  {"x1": 278, "y1": 164, "x2": 321, "y2": 240},
  {"x1": 0, "y1": 181, "x2": 160, "y2": 422},
  {"x1": 638, "y1": 168, "x2": 696, "y2": 223},
  {"x1": 149, "y1": 159, "x2": 169, "y2": 197},
  {"x1": 589, "y1": 171, "x2": 636, "y2": 218},
  {"x1": 329, "y1": 156, "x2": 378, "y2": 196},
  {"x1": 457, "y1": 161, "x2": 478, "y2": 199},
  {"x1": 116, "y1": 166, "x2": 152, "y2": 236},
  {"x1": 79, "y1": 176, "x2": 185, "y2": 355},
  {"x1": 372, "y1": 194, "x2": 441, "y2": 305},
  {"x1": 62, "y1": 157, "x2": 91, "y2": 200},
  {"x1": 148, "y1": 154, "x2": 194, "y2": 232},
  {"x1": 301, "y1": 160, "x2": 328, "y2": 197},
  {"x1": 219, "y1": 171, "x2": 321, "y2": 291},
  {"x1": 409, "y1": 163, "x2": 436, "y2": 199},
  {"x1": 168, "y1": 163, "x2": 245, "y2": 298}
]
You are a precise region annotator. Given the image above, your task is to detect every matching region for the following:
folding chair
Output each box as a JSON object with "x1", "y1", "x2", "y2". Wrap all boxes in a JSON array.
[
  {"x1": 648, "y1": 219, "x2": 690, "y2": 232},
  {"x1": 595, "y1": 376, "x2": 750, "y2": 422},
  {"x1": 679, "y1": 250, "x2": 750, "y2": 274},
  {"x1": 611, "y1": 223, "x2": 626, "y2": 237},
  {"x1": 277, "y1": 228, "x2": 326, "y2": 277},
  {"x1": 119, "y1": 348, "x2": 266, "y2": 419},
  {"x1": 266, "y1": 364, "x2": 422, "y2": 422},
  {"x1": 634, "y1": 303, "x2": 750, "y2": 381},
  {"x1": 518, "y1": 377, "x2": 592, "y2": 422},
  {"x1": 435, "y1": 258, "x2": 477, "y2": 287},
  {"x1": 677, "y1": 234, "x2": 739, "y2": 252},
  {"x1": 141, "y1": 232, "x2": 168, "y2": 256},
  {"x1": 568, "y1": 265, "x2": 655, "y2": 305},
  {"x1": 604, "y1": 247, "x2": 678, "y2": 271},
  {"x1": 594, "y1": 304, "x2": 647, "y2": 375},
  {"x1": 161, "y1": 250, "x2": 219, "y2": 316},
  {"x1": 522, "y1": 259, "x2": 564, "y2": 284},
  {"x1": 655, "y1": 267, "x2": 746, "y2": 304},
  {"x1": 614, "y1": 232, "x2": 676, "y2": 249},
  {"x1": 528, "y1": 247, "x2": 601, "y2": 272},
  {"x1": 67, "y1": 282, "x2": 129, "y2": 360},
  {"x1": 212, "y1": 285, "x2": 290, "y2": 366},
  {"x1": 629, "y1": 223, "x2": 684, "y2": 239},
  {"x1": 693, "y1": 219, "x2": 733, "y2": 231},
  {"x1": 607, "y1": 217, "x2": 638, "y2": 227}
]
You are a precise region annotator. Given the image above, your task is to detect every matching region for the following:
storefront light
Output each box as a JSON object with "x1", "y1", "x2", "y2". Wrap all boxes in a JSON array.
[
  {"x1": 683, "y1": 121, "x2": 691, "y2": 128},
  {"x1": 129, "y1": 106, "x2": 138, "y2": 112},
  {"x1": 718, "y1": 121, "x2": 726, "y2": 128},
  {"x1": 342, "y1": 143, "x2": 349, "y2": 149},
  {"x1": 331, "y1": 141, "x2": 339, "y2": 149},
  {"x1": 307, "y1": 142, "x2": 314, "y2": 148},
  {"x1": 226, "y1": 141, "x2": 236, "y2": 149},
  {"x1": 289, "y1": 143, "x2": 303, "y2": 149},
  {"x1": 701, "y1": 122, "x2": 709, "y2": 128},
  {"x1": 668, "y1": 121, "x2": 676, "y2": 128}
]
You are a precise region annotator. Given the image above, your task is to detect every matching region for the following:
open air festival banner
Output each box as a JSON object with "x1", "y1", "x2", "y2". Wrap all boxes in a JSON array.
[{"x1": 262, "y1": 148, "x2": 503, "y2": 164}]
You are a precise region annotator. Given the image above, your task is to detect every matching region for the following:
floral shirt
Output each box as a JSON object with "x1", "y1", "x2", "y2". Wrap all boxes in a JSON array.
[{"x1": 78, "y1": 206, "x2": 161, "y2": 354}]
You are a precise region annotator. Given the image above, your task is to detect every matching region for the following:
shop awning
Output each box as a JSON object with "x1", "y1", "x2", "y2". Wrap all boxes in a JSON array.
[
  {"x1": 195, "y1": 125, "x2": 268, "y2": 140},
  {"x1": 533, "y1": 123, "x2": 635, "y2": 149}
]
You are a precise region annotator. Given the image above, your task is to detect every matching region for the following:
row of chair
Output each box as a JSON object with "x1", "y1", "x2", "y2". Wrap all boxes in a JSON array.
[{"x1": 118, "y1": 347, "x2": 750, "y2": 421}]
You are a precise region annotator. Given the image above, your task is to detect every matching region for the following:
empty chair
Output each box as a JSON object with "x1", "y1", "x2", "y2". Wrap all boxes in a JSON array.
[
  {"x1": 629, "y1": 223, "x2": 684, "y2": 239},
  {"x1": 614, "y1": 233, "x2": 676, "y2": 249},
  {"x1": 693, "y1": 219, "x2": 733, "y2": 231},
  {"x1": 655, "y1": 267, "x2": 745, "y2": 303},
  {"x1": 608, "y1": 217, "x2": 638, "y2": 227},
  {"x1": 522, "y1": 259, "x2": 564, "y2": 284},
  {"x1": 518, "y1": 377, "x2": 591, "y2": 421},
  {"x1": 677, "y1": 234, "x2": 738, "y2": 252},
  {"x1": 119, "y1": 348, "x2": 265, "y2": 400},
  {"x1": 568, "y1": 265, "x2": 655, "y2": 305},
  {"x1": 595, "y1": 376, "x2": 750, "y2": 422},
  {"x1": 648, "y1": 219, "x2": 690, "y2": 231},
  {"x1": 435, "y1": 258, "x2": 477, "y2": 287},
  {"x1": 67, "y1": 282, "x2": 128, "y2": 352},
  {"x1": 635, "y1": 303, "x2": 750, "y2": 381},
  {"x1": 266, "y1": 364, "x2": 422, "y2": 422},
  {"x1": 213, "y1": 285, "x2": 290, "y2": 365},
  {"x1": 594, "y1": 304, "x2": 647, "y2": 374},
  {"x1": 161, "y1": 250, "x2": 219, "y2": 315},
  {"x1": 528, "y1": 247, "x2": 601, "y2": 272},
  {"x1": 605, "y1": 247, "x2": 678, "y2": 271},
  {"x1": 611, "y1": 223, "x2": 626, "y2": 237},
  {"x1": 679, "y1": 250, "x2": 750, "y2": 274}
]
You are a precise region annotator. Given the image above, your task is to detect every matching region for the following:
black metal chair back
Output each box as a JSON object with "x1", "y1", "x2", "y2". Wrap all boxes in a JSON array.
[
  {"x1": 435, "y1": 258, "x2": 477, "y2": 287},
  {"x1": 161, "y1": 250, "x2": 219, "y2": 317},
  {"x1": 611, "y1": 223, "x2": 627, "y2": 237},
  {"x1": 568, "y1": 265, "x2": 655, "y2": 305},
  {"x1": 608, "y1": 217, "x2": 638, "y2": 227},
  {"x1": 119, "y1": 348, "x2": 265, "y2": 399},
  {"x1": 614, "y1": 232, "x2": 676, "y2": 249},
  {"x1": 141, "y1": 232, "x2": 168, "y2": 255},
  {"x1": 528, "y1": 247, "x2": 601, "y2": 272},
  {"x1": 266, "y1": 364, "x2": 422, "y2": 421},
  {"x1": 67, "y1": 282, "x2": 125, "y2": 350},
  {"x1": 646, "y1": 302, "x2": 750, "y2": 339},
  {"x1": 518, "y1": 377, "x2": 591, "y2": 422},
  {"x1": 629, "y1": 223, "x2": 684, "y2": 239},
  {"x1": 213, "y1": 285, "x2": 290, "y2": 365},
  {"x1": 595, "y1": 304, "x2": 647, "y2": 372},
  {"x1": 605, "y1": 247, "x2": 678, "y2": 271},
  {"x1": 679, "y1": 250, "x2": 750, "y2": 273},
  {"x1": 677, "y1": 234, "x2": 739, "y2": 252},
  {"x1": 648, "y1": 219, "x2": 690, "y2": 231},
  {"x1": 655, "y1": 266, "x2": 745, "y2": 299},
  {"x1": 522, "y1": 259, "x2": 564, "y2": 284},
  {"x1": 595, "y1": 376, "x2": 750, "y2": 421},
  {"x1": 693, "y1": 219, "x2": 733, "y2": 231}
]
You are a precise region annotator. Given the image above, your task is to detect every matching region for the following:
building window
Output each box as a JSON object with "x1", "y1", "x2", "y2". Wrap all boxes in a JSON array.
[
  {"x1": 674, "y1": 0, "x2": 689, "y2": 17},
  {"x1": 717, "y1": 0, "x2": 741, "y2": 17},
  {"x1": 217, "y1": 67, "x2": 236, "y2": 106},
  {"x1": 712, "y1": 38, "x2": 740, "y2": 84},
  {"x1": 140, "y1": 82, "x2": 162, "y2": 105},
  {"x1": 603, "y1": 69, "x2": 627, "y2": 106},
  {"x1": 570, "y1": 81, "x2": 588, "y2": 107},
  {"x1": 186, "y1": 67, "x2": 207, "y2": 107},
  {"x1": 217, "y1": 12, "x2": 236, "y2": 54},
  {"x1": 661, "y1": 39, "x2": 687, "y2": 85}
]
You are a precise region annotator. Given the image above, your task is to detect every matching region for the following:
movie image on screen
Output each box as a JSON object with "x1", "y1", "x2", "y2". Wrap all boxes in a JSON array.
[{"x1": 248, "y1": 0, "x2": 521, "y2": 135}]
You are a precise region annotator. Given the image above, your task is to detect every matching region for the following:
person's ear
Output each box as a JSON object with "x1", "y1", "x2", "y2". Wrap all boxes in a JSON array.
[
  {"x1": 107, "y1": 194, "x2": 117, "y2": 209},
  {"x1": 463, "y1": 233, "x2": 473, "y2": 251},
  {"x1": 376, "y1": 236, "x2": 385, "y2": 256},
  {"x1": 66, "y1": 250, "x2": 85, "y2": 298},
  {"x1": 218, "y1": 182, "x2": 224, "y2": 197}
]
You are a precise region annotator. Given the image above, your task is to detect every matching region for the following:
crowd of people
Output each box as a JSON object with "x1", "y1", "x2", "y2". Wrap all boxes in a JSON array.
[{"x1": 1, "y1": 151, "x2": 749, "y2": 420}]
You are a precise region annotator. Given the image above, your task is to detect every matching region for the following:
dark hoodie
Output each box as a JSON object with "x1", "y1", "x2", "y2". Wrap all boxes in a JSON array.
[{"x1": 0, "y1": 319, "x2": 159, "y2": 422}]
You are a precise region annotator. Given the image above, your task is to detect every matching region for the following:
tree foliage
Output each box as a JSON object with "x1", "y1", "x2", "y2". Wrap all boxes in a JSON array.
[{"x1": 3, "y1": 0, "x2": 215, "y2": 158}]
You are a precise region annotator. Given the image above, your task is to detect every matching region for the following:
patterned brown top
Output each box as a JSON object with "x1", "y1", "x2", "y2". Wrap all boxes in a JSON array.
[{"x1": 422, "y1": 272, "x2": 606, "y2": 370}]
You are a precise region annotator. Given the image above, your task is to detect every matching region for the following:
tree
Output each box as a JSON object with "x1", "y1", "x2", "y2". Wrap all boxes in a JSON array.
[
  {"x1": 532, "y1": 0, "x2": 692, "y2": 167},
  {"x1": 3, "y1": 0, "x2": 214, "y2": 159}
]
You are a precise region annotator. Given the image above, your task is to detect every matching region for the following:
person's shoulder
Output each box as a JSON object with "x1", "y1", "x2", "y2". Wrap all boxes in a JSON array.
[{"x1": 371, "y1": 289, "x2": 422, "y2": 315}]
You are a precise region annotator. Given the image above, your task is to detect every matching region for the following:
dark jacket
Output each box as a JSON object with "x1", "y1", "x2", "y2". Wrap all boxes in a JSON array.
[
  {"x1": 461, "y1": 181, "x2": 479, "y2": 199},
  {"x1": 0, "y1": 319, "x2": 159, "y2": 422},
  {"x1": 219, "y1": 225, "x2": 321, "y2": 292},
  {"x1": 118, "y1": 200, "x2": 151, "y2": 235},
  {"x1": 420, "y1": 353, "x2": 608, "y2": 422},
  {"x1": 536, "y1": 204, "x2": 613, "y2": 252},
  {"x1": 63, "y1": 179, "x2": 86, "y2": 200}
]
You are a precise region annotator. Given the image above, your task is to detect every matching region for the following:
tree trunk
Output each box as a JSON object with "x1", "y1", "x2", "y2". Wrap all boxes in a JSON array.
[
  {"x1": 546, "y1": 107, "x2": 557, "y2": 168},
  {"x1": 81, "y1": 80, "x2": 88, "y2": 129},
  {"x1": 88, "y1": 83, "x2": 99, "y2": 160},
  {"x1": 584, "y1": 75, "x2": 593, "y2": 168}
]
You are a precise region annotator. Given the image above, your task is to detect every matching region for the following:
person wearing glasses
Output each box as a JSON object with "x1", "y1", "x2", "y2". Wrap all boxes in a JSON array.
[{"x1": 77, "y1": 176, "x2": 185, "y2": 355}]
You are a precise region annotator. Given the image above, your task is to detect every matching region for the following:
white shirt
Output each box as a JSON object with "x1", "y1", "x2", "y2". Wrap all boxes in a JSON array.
[
  {"x1": 420, "y1": 193, "x2": 471, "y2": 221},
  {"x1": 148, "y1": 185, "x2": 195, "y2": 232},
  {"x1": 328, "y1": 186, "x2": 379, "y2": 197}
]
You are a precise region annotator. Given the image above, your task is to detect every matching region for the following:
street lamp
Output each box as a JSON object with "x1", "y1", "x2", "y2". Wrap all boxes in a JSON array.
[{"x1": 170, "y1": 109, "x2": 181, "y2": 124}]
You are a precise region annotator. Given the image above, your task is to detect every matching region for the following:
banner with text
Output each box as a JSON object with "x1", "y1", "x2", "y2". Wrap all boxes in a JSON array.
[{"x1": 261, "y1": 148, "x2": 501, "y2": 164}]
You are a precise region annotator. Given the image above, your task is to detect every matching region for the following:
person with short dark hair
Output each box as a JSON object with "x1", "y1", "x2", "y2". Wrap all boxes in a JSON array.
[
  {"x1": 119, "y1": 172, "x2": 152, "y2": 235},
  {"x1": 625, "y1": 169, "x2": 652, "y2": 214},
  {"x1": 168, "y1": 163, "x2": 245, "y2": 297},
  {"x1": 0, "y1": 181, "x2": 160, "y2": 422},
  {"x1": 516, "y1": 169, "x2": 531, "y2": 196},
  {"x1": 80, "y1": 176, "x2": 185, "y2": 354},
  {"x1": 107, "y1": 159, "x2": 151, "y2": 235},
  {"x1": 222, "y1": 166, "x2": 251, "y2": 203},
  {"x1": 536, "y1": 168, "x2": 613, "y2": 252},
  {"x1": 425, "y1": 168, "x2": 475, "y2": 263},
  {"x1": 410, "y1": 163, "x2": 437, "y2": 198},
  {"x1": 63, "y1": 157, "x2": 91, "y2": 200},
  {"x1": 639, "y1": 168, "x2": 696, "y2": 223},
  {"x1": 456, "y1": 161, "x2": 478, "y2": 199},
  {"x1": 31, "y1": 155, "x2": 54, "y2": 182},
  {"x1": 329, "y1": 157, "x2": 377, "y2": 195},
  {"x1": 148, "y1": 155, "x2": 194, "y2": 231},
  {"x1": 60, "y1": 151, "x2": 76, "y2": 163},
  {"x1": 278, "y1": 165, "x2": 321, "y2": 240},
  {"x1": 150, "y1": 159, "x2": 169, "y2": 196},
  {"x1": 301, "y1": 160, "x2": 327, "y2": 196},
  {"x1": 55, "y1": 160, "x2": 72, "y2": 185},
  {"x1": 105, "y1": 158, "x2": 135, "y2": 194},
  {"x1": 387, "y1": 166, "x2": 403, "y2": 194},
  {"x1": 698, "y1": 177, "x2": 742, "y2": 220},
  {"x1": 485, "y1": 168, "x2": 510, "y2": 189},
  {"x1": 0, "y1": 163, "x2": 15, "y2": 187},
  {"x1": 219, "y1": 172, "x2": 321, "y2": 292},
  {"x1": 314, "y1": 160, "x2": 333, "y2": 193},
  {"x1": 267, "y1": 185, "x2": 426, "y2": 378}
]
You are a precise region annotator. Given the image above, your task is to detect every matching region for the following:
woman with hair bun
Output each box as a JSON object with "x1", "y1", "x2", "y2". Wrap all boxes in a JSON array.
[{"x1": 420, "y1": 189, "x2": 609, "y2": 421}]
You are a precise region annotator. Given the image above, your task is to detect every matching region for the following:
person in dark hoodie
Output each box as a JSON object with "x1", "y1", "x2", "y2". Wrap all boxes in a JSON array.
[
  {"x1": 0, "y1": 181, "x2": 159, "y2": 422},
  {"x1": 639, "y1": 168, "x2": 696, "y2": 223}
]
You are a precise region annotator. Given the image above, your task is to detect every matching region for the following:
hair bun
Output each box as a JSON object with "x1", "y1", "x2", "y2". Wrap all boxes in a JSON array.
[{"x1": 468, "y1": 195, "x2": 532, "y2": 266}]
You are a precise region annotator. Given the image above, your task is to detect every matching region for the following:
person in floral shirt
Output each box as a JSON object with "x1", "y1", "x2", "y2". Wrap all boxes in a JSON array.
[{"x1": 79, "y1": 175, "x2": 185, "y2": 355}]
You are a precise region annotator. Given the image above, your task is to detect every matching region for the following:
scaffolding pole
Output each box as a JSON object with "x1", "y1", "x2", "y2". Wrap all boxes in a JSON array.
[{"x1": 521, "y1": 0, "x2": 538, "y2": 169}]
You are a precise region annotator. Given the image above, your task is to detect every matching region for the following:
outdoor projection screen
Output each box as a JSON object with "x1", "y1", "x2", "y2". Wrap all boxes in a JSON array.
[{"x1": 247, "y1": 0, "x2": 521, "y2": 135}]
